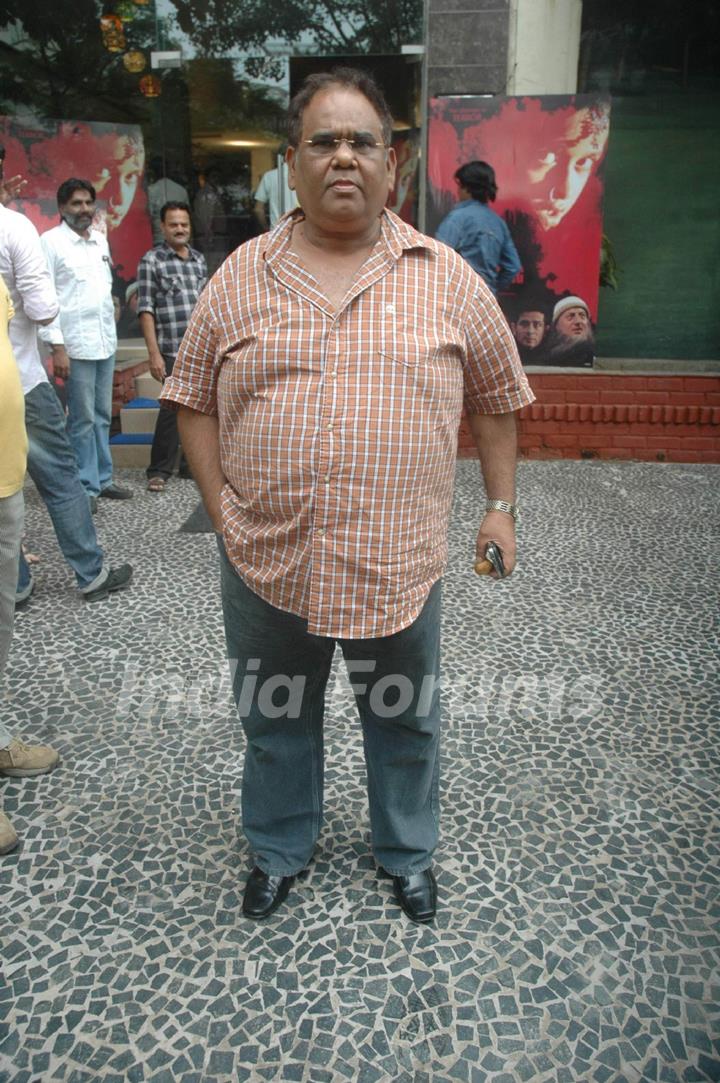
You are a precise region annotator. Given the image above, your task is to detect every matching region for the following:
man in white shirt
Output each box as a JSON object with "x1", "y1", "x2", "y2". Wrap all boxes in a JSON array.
[
  {"x1": 41, "y1": 178, "x2": 132, "y2": 503},
  {"x1": 0, "y1": 155, "x2": 132, "y2": 604},
  {"x1": 253, "y1": 156, "x2": 298, "y2": 229}
]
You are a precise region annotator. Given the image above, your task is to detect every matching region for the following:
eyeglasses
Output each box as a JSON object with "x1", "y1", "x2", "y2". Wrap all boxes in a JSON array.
[{"x1": 301, "y1": 134, "x2": 388, "y2": 157}]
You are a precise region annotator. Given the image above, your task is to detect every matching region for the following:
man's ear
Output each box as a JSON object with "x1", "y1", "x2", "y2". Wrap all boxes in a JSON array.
[
  {"x1": 285, "y1": 146, "x2": 297, "y2": 191},
  {"x1": 386, "y1": 146, "x2": 397, "y2": 192}
]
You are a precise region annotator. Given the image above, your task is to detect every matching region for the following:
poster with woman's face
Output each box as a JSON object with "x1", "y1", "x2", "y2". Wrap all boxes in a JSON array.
[
  {"x1": 427, "y1": 95, "x2": 610, "y2": 367},
  {"x1": 0, "y1": 116, "x2": 151, "y2": 295}
]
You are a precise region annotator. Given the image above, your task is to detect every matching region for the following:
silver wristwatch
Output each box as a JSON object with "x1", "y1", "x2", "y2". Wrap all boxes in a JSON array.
[{"x1": 485, "y1": 499, "x2": 518, "y2": 521}]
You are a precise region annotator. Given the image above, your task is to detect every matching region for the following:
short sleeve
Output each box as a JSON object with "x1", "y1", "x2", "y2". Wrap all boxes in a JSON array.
[
  {"x1": 135, "y1": 253, "x2": 155, "y2": 316},
  {"x1": 254, "y1": 172, "x2": 270, "y2": 202},
  {"x1": 462, "y1": 280, "x2": 535, "y2": 415}
]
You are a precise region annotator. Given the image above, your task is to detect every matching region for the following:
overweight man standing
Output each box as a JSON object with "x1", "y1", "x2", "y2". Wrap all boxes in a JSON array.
[{"x1": 162, "y1": 68, "x2": 534, "y2": 923}]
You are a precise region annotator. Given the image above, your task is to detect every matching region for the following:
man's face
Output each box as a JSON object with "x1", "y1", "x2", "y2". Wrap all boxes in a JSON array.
[
  {"x1": 513, "y1": 311, "x2": 546, "y2": 349},
  {"x1": 286, "y1": 86, "x2": 396, "y2": 236},
  {"x1": 556, "y1": 306, "x2": 590, "y2": 338},
  {"x1": 161, "y1": 208, "x2": 191, "y2": 250},
  {"x1": 525, "y1": 105, "x2": 609, "y2": 231},
  {"x1": 60, "y1": 188, "x2": 95, "y2": 232}
]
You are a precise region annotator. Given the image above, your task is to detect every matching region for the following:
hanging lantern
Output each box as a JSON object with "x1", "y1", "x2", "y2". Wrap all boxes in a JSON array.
[
  {"x1": 103, "y1": 30, "x2": 127, "y2": 52},
  {"x1": 116, "y1": 0, "x2": 136, "y2": 21},
  {"x1": 133, "y1": 0, "x2": 150, "y2": 5},
  {"x1": 123, "y1": 50, "x2": 146, "y2": 73},
  {"x1": 139, "y1": 75, "x2": 162, "y2": 98},
  {"x1": 99, "y1": 14, "x2": 122, "y2": 32}
]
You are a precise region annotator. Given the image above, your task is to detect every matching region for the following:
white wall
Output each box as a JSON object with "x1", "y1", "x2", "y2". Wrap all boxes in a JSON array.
[{"x1": 507, "y1": 0, "x2": 582, "y2": 95}]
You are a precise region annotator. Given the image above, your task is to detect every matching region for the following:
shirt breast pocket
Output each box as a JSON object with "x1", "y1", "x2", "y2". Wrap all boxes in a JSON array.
[
  {"x1": 378, "y1": 324, "x2": 464, "y2": 421},
  {"x1": 381, "y1": 322, "x2": 443, "y2": 367},
  {"x1": 158, "y1": 272, "x2": 182, "y2": 295}
]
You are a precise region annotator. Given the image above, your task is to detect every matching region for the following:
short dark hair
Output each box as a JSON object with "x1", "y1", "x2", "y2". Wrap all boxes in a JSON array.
[
  {"x1": 454, "y1": 161, "x2": 497, "y2": 204},
  {"x1": 0, "y1": 144, "x2": 5, "y2": 162},
  {"x1": 509, "y1": 292, "x2": 551, "y2": 324},
  {"x1": 57, "y1": 178, "x2": 96, "y2": 207},
  {"x1": 160, "y1": 200, "x2": 191, "y2": 221},
  {"x1": 287, "y1": 66, "x2": 394, "y2": 148},
  {"x1": 514, "y1": 303, "x2": 549, "y2": 324}
]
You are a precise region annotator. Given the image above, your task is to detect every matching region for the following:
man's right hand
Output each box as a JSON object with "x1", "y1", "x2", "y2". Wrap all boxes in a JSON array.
[
  {"x1": 51, "y1": 346, "x2": 71, "y2": 380},
  {"x1": 0, "y1": 174, "x2": 27, "y2": 207},
  {"x1": 149, "y1": 352, "x2": 166, "y2": 382}
]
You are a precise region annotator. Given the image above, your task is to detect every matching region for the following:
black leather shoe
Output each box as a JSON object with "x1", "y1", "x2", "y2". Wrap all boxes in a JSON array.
[
  {"x1": 99, "y1": 484, "x2": 134, "y2": 500},
  {"x1": 242, "y1": 866, "x2": 294, "y2": 919},
  {"x1": 83, "y1": 563, "x2": 134, "y2": 603},
  {"x1": 392, "y1": 869, "x2": 437, "y2": 924}
]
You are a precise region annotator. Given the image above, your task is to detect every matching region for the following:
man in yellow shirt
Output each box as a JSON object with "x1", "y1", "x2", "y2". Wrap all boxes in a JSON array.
[{"x1": 0, "y1": 275, "x2": 59, "y2": 854}]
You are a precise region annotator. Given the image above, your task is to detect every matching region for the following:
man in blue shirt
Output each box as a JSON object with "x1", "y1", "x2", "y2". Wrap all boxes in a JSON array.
[{"x1": 436, "y1": 161, "x2": 521, "y2": 295}]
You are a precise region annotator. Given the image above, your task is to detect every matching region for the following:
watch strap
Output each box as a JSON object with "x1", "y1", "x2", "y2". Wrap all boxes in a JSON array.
[{"x1": 485, "y1": 499, "x2": 518, "y2": 521}]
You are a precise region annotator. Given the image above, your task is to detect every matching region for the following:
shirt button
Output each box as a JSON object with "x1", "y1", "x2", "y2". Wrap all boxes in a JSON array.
[
  {"x1": 316, "y1": 528, "x2": 325, "y2": 536},
  {"x1": 326, "y1": 422, "x2": 334, "y2": 431},
  {"x1": 324, "y1": 475, "x2": 330, "y2": 484},
  {"x1": 329, "y1": 370, "x2": 337, "y2": 378}
]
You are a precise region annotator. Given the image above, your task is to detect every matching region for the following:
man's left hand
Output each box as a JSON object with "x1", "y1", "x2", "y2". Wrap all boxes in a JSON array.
[
  {"x1": 475, "y1": 510, "x2": 517, "y2": 578},
  {"x1": 0, "y1": 174, "x2": 27, "y2": 207}
]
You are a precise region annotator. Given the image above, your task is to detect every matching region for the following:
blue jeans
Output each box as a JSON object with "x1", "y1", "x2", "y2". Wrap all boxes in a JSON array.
[
  {"x1": 218, "y1": 540, "x2": 442, "y2": 877},
  {"x1": 66, "y1": 355, "x2": 115, "y2": 497},
  {"x1": 18, "y1": 381, "x2": 106, "y2": 593},
  {"x1": 0, "y1": 490, "x2": 23, "y2": 748}
]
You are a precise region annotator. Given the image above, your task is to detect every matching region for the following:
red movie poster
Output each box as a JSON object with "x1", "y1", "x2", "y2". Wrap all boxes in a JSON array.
[
  {"x1": 388, "y1": 129, "x2": 421, "y2": 226},
  {"x1": 427, "y1": 95, "x2": 610, "y2": 367},
  {"x1": 0, "y1": 116, "x2": 151, "y2": 300}
]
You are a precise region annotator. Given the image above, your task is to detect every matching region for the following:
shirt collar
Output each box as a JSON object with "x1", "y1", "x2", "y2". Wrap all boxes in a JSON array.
[
  {"x1": 265, "y1": 207, "x2": 430, "y2": 269},
  {"x1": 158, "y1": 240, "x2": 201, "y2": 261},
  {"x1": 59, "y1": 219, "x2": 99, "y2": 245}
]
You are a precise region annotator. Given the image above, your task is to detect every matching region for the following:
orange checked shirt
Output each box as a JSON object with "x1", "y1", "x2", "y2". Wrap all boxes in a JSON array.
[{"x1": 162, "y1": 209, "x2": 534, "y2": 638}]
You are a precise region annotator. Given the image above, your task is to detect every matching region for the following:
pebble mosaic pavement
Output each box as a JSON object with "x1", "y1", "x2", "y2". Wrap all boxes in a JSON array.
[{"x1": 1, "y1": 459, "x2": 718, "y2": 1083}]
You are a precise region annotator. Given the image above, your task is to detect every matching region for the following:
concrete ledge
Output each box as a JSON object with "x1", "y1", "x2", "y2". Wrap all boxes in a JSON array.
[{"x1": 594, "y1": 357, "x2": 720, "y2": 374}]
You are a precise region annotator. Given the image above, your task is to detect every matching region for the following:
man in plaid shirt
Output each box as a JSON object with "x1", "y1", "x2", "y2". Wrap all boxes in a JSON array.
[
  {"x1": 163, "y1": 69, "x2": 534, "y2": 924},
  {"x1": 136, "y1": 201, "x2": 206, "y2": 491}
]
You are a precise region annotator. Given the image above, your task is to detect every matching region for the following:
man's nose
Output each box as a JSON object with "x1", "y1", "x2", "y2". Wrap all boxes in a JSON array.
[
  {"x1": 332, "y1": 139, "x2": 357, "y2": 164},
  {"x1": 550, "y1": 165, "x2": 571, "y2": 202}
]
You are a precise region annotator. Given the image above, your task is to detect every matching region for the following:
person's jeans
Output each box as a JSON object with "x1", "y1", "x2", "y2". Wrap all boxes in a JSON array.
[
  {"x1": 0, "y1": 490, "x2": 23, "y2": 748},
  {"x1": 218, "y1": 539, "x2": 442, "y2": 877},
  {"x1": 147, "y1": 354, "x2": 188, "y2": 480},
  {"x1": 66, "y1": 355, "x2": 115, "y2": 497},
  {"x1": 18, "y1": 381, "x2": 106, "y2": 593}
]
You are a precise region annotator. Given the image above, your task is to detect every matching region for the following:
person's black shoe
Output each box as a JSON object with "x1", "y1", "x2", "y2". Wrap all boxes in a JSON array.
[
  {"x1": 99, "y1": 484, "x2": 134, "y2": 500},
  {"x1": 83, "y1": 564, "x2": 133, "y2": 603},
  {"x1": 392, "y1": 868, "x2": 437, "y2": 924},
  {"x1": 242, "y1": 866, "x2": 294, "y2": 919}
]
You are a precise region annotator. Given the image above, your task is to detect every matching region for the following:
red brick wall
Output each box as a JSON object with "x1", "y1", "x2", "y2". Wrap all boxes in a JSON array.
[
  {"x1": 113, "y1": 362, "x2": 719, "y2": 464},
  {"x1": 458, "y1": 373, "x2": 720, "y2": 463}
]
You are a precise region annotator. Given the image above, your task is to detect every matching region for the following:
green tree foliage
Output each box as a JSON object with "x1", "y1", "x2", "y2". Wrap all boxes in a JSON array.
[
  {"x1": 171, "y1": 0, "x2": 422, "y2": 58},
  {"x1": 0, "y1": 0, "x2": 157, "y2": 122}
]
